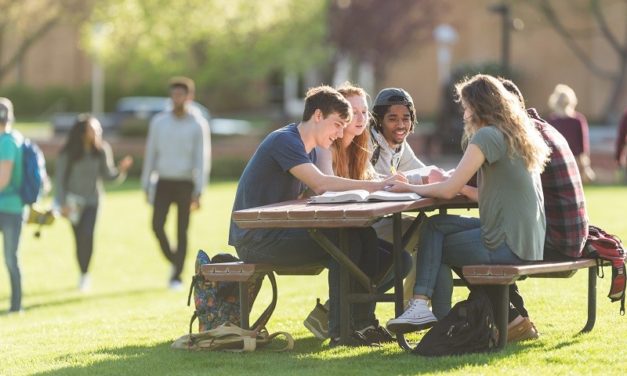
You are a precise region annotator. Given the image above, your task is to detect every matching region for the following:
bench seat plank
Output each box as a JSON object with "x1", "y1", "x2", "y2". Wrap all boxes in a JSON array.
[
  {"x1": 200, "y1": 262, "x2": 324, "y2": 282},
  {"x1": 462, "y1": 259, "x2": 596, "y2": 285}
]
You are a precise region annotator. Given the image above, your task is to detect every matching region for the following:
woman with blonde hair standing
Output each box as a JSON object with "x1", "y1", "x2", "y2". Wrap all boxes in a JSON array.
[{"x1": 547, "y1": 83, "x2": 595, "y2": 183}]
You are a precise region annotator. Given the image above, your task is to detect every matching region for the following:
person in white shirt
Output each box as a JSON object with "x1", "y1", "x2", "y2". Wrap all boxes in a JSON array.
[{"x1": 141, "y1": 77, "x2": 210, "y2": 290}]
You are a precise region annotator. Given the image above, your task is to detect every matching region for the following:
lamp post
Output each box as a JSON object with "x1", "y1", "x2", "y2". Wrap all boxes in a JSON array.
[
  {"x1": 91, "y1": 23, "x2": 106, "y2": 116},
  {"x1": 433, "y1": 24, "x2": 458, "y2": 85},
  {"x1": 489, "y1": 2, "x2": 512, "y2": 74}
]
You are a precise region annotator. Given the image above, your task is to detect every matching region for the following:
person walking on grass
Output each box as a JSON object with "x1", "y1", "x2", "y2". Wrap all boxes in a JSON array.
[
  {"x1": 141, "y1": 76, "x2": 210, "y2": 290},
  {"x1": 0, "y1": 98, "x2": 26, "y2": 313},
  {"x1": 547, "y1": 84, "x2": 596, "y2": 183},
  {"x1": 55, "y1": 114, "x2": 133, "y2": 292}
]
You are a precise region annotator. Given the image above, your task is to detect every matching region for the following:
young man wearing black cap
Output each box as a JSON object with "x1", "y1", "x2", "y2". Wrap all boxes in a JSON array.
[
  {"x1": 229, "y1": 85, "x2": 402, "y2": 347},
  {"x1": 368, "y1": 88, "x2": 441, "y2": 307},
  {"x1": 369, "y1": 88, "x2": 428, "y2": 178},
  {"x1": 0, "y1": 97, "x2": 26, "y2": 313}
]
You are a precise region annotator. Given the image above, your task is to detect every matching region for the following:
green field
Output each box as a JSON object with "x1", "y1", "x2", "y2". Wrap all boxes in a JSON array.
[{"x1": 1, "y1": 182, "x2": 626, "y2": 375}]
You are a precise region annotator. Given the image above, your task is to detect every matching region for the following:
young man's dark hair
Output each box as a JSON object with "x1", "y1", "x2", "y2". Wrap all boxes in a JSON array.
[
  {"x1": 169, "y1": 76, "x2": 195, "y2": 94},
  {"x1": 302, "y1": 85, "x2": 351, "y2": 122},
  {"x1": 499, "y1": 78, "x2": 525, "y2": 108}
]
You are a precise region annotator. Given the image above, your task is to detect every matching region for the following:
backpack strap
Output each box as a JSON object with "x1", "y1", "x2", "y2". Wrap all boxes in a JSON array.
[
  {"x1": 187, "y1": 274, "x2": 203, "y2": 338},
  {"x1": 250, "y1": 271, "x2": 278, "y2": 332}
]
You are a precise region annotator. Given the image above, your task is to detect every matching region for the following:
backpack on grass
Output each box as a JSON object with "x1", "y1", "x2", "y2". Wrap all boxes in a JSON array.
[
  {"x1": 173, "y1": 250, "x2": 292, "y2": 351},
  {"x1": 413, "y1": 289, "x2": 499, "y2": 357},
  {"x1": 584, "y1": 225, "x2": 626, "y2": 315}
]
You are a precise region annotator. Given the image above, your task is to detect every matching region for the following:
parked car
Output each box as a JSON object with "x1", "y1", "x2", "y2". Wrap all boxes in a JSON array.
[
  {"x1": 114, "y1": 96, "x2": 211, "y2": 137},
  {"x1": 51, "y1": 96, "x2": 253, "y2": 137}
]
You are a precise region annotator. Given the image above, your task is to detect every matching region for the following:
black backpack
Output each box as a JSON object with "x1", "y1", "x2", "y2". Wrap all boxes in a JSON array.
[{"x1": 413, "y1": 289, "x2": 499, "y2": 356}]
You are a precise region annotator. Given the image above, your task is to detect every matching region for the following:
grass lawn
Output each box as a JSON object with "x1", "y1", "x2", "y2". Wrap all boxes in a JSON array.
[{"x1": 1, "y1": 182, "x2": 626, "y2": 375}]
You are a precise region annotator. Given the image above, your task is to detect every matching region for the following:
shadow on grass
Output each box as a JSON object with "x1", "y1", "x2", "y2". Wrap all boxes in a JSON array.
[
  {"x1": 32, "y1": 335, "x2": 532, "y2": 376},
  {"x1": 13, "y1": 287, "x2": 166, "y2": 312}
]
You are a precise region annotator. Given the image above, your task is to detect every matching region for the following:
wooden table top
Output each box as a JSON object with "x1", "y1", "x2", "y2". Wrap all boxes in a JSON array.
[{"x1": 232, "y1": 196, "x2": 476, "y2": 229}]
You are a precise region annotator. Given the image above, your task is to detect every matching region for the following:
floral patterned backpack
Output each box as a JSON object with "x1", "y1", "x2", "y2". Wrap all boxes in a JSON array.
[{"x1": 186, "y1": 250, "x2": 277, "y2": 333}]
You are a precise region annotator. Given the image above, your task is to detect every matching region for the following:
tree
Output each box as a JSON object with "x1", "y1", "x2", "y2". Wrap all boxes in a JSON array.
[
  {"x1": 0, "y1": 0, "x2": 90, "y2": 83},
  {"x1": 87, "y1": 0, "x2": 330, "y2": 109},
  {"x1": 523, "y1": 0, "x2": 627, "y2": 121},
  {"x1": 327, "y1": 0, "x2": 446, "y2": 87}
]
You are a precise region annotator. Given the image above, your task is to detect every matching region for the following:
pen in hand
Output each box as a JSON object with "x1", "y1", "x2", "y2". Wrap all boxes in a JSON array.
[{"x1": 390, "y1": 165, "x2": 397, "y2": 175}]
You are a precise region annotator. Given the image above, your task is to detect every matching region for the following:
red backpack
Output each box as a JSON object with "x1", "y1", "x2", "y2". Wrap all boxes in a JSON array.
[{"x1": 585, "y1": 225, "x2": 626, "y2": 315}]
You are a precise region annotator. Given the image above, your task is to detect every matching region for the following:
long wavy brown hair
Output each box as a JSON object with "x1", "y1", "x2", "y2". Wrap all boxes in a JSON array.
[
  {"x1": 455, "y1": 74, "x2": 549, "y2": 172},
  {"x1": 332, "y1": 83, "x2": 375, "y2": 180}
]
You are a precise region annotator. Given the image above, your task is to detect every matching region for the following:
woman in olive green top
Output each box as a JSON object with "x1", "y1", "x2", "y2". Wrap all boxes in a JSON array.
[
  {"x1": 385, "y1": 74, "x2": 551, "y2": 334},
  {"x1": 55, "y1": 114, "x2": 133, "y2": 291}
]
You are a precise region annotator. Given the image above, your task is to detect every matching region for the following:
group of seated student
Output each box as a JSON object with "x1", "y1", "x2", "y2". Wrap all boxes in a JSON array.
[{"x1": 229, "y1": 73, "x2": 589, "y2": 348}]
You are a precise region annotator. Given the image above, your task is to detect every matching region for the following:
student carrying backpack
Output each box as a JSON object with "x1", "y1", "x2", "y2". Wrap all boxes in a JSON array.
[{"x1": 0, "y1": 133, "x2": 48, "y2": 206}]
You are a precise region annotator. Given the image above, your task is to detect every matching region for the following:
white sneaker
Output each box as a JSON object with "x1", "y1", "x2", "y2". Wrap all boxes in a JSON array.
[
  {"x1": 386, "y1": 298, "x2": 437, "y2": 334},
  {"x1": 78, "y1": 273, "x2": 91, "y2": 293},
  {"x1": 168, "y1": 279, "x2": 183, "y2": 291}
]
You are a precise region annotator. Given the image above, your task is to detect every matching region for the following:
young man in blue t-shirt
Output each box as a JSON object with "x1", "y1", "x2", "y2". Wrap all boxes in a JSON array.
[{"x1": 229, "y1": 85, "x2": 402, "y2": 347}]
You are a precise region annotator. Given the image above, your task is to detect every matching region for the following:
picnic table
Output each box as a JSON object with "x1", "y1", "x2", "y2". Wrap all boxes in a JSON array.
[{"x1": 232, "y1": 195, "x2": 477, "y2": 348}]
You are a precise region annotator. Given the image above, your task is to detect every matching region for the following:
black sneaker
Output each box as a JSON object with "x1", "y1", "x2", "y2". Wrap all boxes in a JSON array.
[
  {"x1": 357, "y1": 323, "x2": 396, "y2": 344},
  {"x1": 328, "y1": 331, "x2": 381, "y2": 348}
]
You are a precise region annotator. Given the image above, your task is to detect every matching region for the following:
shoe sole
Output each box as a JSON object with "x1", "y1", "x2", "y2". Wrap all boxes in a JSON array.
[
  {"x1": 304, "y1": 319, "x2": 328, "y2": 340},
  {"x1": 386, "y1": 320, "x2": 436, "y2": 334}
]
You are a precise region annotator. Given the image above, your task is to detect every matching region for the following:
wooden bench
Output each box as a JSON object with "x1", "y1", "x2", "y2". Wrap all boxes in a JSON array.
[
  {"x1": 460, "y1": 259, "x2": 598, "y2": 349},
  {"x1": 200, "y1": 262, "x2": 324, "y2": 329}
]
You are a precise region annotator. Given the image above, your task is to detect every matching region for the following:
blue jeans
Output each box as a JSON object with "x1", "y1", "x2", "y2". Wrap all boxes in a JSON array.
[
  {"x1": 1, "y1": 212, "x2": 23, "y2": 312},
  {"x1": 414, "y1": 214, "x2": 523, "y2": 319},
  {"x1": 236, "y1": 227, "x2": 394, "y2": 338}
]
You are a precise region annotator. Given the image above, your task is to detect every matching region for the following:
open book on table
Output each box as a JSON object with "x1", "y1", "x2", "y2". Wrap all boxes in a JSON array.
[{"x1": 309, "y1": 190, "x2": 421, "y2": 204}]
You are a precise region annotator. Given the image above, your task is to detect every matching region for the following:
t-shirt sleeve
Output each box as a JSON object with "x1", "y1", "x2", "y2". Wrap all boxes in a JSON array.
[
  {"x1": 470, "y1": 126, "x2": 507, "y2": 164},
  {"x1": 0, "y1": 136, "x2": 18, "y2": 161},
  {"x1": 270, "y1": 132, "x2": 313, "y2": 172}
]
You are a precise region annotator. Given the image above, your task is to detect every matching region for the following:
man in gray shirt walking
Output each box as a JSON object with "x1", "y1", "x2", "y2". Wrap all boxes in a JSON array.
[{"x1": 141, "y1": 77, "x2": 210, "y2": 290}]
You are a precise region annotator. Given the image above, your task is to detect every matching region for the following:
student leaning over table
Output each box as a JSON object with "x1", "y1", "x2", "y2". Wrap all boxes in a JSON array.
[
  {"x1": 229, "y1": 85, "x2": 406, "y2": 348},
  {"x1": 310, "y1": 82, "x2": 412, "y2": 344},
  {"x1": 384, "y1": 74, "x2": 551, "y2": 334}
]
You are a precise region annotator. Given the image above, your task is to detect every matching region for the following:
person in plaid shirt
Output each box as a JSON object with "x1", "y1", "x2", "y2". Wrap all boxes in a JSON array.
[{"x1": 499, "y1": 79, "x2": 589, "y2": 343}]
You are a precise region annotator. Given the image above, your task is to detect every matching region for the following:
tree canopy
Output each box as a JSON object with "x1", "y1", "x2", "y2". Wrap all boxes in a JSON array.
[{"x1": 86, "y1": 0, "x2": 330, "y2": 108}]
